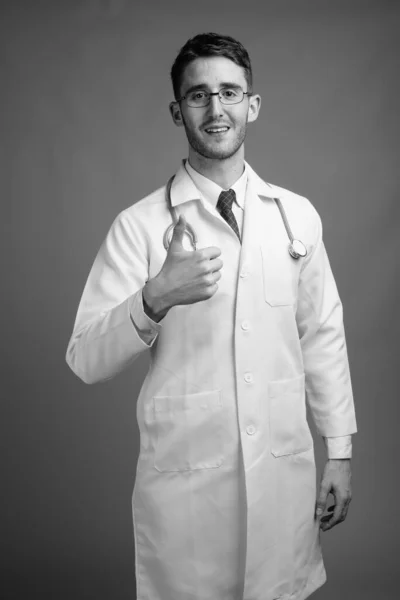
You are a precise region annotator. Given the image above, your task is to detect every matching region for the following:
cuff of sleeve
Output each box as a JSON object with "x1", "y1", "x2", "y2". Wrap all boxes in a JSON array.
[
  {"x1": 129, "y1": 288, "x2": 162, "y2": 346},
  {"x1": 323, "y1": 435, "x2": 352, "y2": 459}
]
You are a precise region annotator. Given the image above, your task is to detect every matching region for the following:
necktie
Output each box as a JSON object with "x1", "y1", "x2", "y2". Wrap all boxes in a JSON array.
[{"x1": 216, "y1": 189, "x2": 241, "y2": 242}]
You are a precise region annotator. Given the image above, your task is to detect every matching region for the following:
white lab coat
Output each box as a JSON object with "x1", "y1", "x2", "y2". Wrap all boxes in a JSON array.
[{"x1": 66, "y1": 160, "x2": 357, "y2": 600}]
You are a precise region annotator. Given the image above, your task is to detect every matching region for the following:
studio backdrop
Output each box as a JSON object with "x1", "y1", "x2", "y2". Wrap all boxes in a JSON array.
[{"x1": 2, "y1": 1, "x2": 399, "y2": 599}]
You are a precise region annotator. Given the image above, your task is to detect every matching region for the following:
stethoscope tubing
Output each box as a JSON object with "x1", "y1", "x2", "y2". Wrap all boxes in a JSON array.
[
  {"x1": 163, "y1": 174, "x2": 307, "y2": 259},
  {"x1": 163, "y1": 176, "x2": 198, "y2": 251}
]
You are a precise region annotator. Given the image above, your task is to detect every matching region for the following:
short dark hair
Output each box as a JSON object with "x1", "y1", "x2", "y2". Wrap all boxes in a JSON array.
[{"x1": 170, "y1": 32, "x2": 253, "y2": 100}]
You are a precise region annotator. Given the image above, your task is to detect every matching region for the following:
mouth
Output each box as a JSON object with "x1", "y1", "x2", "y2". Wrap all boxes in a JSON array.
[{"x1": 204, "y1": 126, "x2": 230, "y2": 135}]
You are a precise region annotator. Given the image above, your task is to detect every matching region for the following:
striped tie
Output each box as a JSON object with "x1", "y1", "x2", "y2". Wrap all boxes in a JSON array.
[{"x1": 216, "y1": 189, "x2": 241, "y2": 242}]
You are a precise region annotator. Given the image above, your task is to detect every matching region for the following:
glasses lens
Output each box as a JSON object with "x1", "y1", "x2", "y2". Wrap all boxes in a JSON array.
[
  {"x1": 220, "y1": 89, "x2": 244, "y2": 104},
  {"x1": 187, "y1": 91, "x2": 209, "y2": 107},
  {"x1": 185, "y1": 89, "x2": 245, "y2": 107}
]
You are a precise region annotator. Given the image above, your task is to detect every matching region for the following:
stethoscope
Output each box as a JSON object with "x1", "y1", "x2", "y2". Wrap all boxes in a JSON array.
[{"x1": 162, "y1": 174, "x2": 308, "y2": 259}]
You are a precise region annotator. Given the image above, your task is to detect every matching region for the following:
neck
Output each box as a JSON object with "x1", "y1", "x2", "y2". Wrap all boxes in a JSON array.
[{"x1": 187, "y1": 147, "x2": 245, "y2": 189}]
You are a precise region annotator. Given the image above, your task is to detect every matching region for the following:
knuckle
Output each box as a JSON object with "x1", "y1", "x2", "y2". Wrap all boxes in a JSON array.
[{"x1": 206, "y1": 284, "x2": 217, "y2": 297}]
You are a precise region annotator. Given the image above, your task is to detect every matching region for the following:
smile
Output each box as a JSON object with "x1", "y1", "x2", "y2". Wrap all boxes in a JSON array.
[{"x1": 204, "y1": 127, "x2": 230, "y2": 134}]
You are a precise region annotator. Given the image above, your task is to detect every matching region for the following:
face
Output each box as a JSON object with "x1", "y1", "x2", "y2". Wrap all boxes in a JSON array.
[{"x1": 169, "y1": 56, "x2": 261, "y2": 161}]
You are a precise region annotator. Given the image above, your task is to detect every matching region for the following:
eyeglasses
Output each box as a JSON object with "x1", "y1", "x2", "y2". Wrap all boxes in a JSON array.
[{"x1": 177, "y1": 88, "x2": 251, "y2": 108}]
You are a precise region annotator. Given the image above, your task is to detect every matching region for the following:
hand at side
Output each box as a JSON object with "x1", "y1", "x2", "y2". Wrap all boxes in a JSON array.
[{"x1": 315, "y1": 459, "x2": 352, "y2": 532}]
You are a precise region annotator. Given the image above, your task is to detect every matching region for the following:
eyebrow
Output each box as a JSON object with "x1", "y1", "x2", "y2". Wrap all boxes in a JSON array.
[{"x1": 182, "y1": 82, "x2": 244, "y2": 96}]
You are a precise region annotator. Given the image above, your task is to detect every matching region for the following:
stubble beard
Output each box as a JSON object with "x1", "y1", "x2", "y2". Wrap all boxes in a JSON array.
[{"x1": 182, "y1": 117, "x2": 248, "y2": 161}]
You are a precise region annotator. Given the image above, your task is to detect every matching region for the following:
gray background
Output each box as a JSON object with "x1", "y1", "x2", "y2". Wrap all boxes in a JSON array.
[{"x1": 2, "y1": 0, "x2": 399, "y2": 598}]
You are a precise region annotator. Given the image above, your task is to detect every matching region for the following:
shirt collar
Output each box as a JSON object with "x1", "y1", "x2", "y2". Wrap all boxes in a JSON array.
[
  {"x1": 184, "y1": 159, "x2": 247, "y2": 210},
  {"x1": 169, "y1": 159, "x2": 280, "y2": 207}
]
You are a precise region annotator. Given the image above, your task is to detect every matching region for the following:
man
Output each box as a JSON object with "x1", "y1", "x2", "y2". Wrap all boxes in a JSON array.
[{"x1": 66, "y1": 33, "x2": 357, "y2": 600}]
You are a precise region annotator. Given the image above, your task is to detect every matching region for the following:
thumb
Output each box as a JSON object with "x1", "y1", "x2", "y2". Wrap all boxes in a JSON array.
[
  {"x1": 316, "y1": 483, "x2": 329, "y2": 518},
  {"x1": 169, "y1": 214, "x2": 187, "y2": 250}
]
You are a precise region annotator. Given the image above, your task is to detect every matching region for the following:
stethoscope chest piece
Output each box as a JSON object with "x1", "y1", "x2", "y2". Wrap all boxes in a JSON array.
[{"x1": 289, "y1": 239, "x2": 307, "y2": 259}]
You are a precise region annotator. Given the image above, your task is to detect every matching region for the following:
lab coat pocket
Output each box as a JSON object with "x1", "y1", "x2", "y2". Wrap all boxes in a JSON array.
[
  {"x1": 268, "y1": 373, "x2": 313, "y2": 457},
  {"x1": 152, "y1": 390, "x2": 225, "y2": 472},
  {"x1": 260, "y1": 244, "x2": 294, "y2": 306}
]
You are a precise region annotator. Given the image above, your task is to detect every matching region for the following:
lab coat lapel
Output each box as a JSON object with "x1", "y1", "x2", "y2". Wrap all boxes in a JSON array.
[
  {"x1": 169, "y1": 160, "x2": 242, "y2": 240},
  {"x1": 169, "y1": 161, "x2": 201, "y2": 207},
  {"x1": 240, "y1": 167, "x2": 280, "y2": 271},
  {"x1": 241, "y1": 165, "x2": 296, "y2": 307}
]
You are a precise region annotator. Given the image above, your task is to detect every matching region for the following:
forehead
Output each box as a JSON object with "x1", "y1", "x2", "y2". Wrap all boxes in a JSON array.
[{"x1": 181, "y1": 56, "x2": 247, "y2": 91}]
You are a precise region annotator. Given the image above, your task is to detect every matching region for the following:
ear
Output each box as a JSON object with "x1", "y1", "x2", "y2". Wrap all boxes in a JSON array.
[
  {"x1": 169, "y1": 101, "x2": 184, "y2": 127},
  {"x1": 247, "y1": 94, "x2": 261, "y2": 124}
]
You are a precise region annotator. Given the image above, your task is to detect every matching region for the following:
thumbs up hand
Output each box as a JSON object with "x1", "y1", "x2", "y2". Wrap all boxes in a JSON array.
[{"x1": 142, "y1": 214, "x2": 223, "y2": 322}]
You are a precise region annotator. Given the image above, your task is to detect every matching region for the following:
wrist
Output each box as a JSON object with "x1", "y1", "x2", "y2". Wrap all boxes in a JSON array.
[{"x1": 142, "y1": 277, "x2": 169, "y2": 322}]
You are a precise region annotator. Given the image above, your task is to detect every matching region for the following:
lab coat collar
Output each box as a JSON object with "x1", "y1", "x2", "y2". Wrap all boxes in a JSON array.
[
  {"x1": 169, "y1": 159, "x2": 280, "y2": 207},
  {"x1": 244, "y1": 162, "x2": 283, "y2": 199},
  {"x1": 185, "y1": 160, "x2": 247, "y2": 211}
]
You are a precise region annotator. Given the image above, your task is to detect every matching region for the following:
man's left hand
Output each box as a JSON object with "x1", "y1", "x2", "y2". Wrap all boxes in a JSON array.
[{"x1": 315, "y1": 459, "x2": 352, "y2": 532}]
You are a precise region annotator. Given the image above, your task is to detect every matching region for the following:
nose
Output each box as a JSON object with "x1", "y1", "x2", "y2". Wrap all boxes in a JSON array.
[{"x1": 207, "y1": 93, "x2": 224, "y2": 118}]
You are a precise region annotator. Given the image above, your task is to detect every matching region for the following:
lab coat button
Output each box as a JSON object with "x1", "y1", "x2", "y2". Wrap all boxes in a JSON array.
[
  {"x1": 241, "y1": 320, "x2": 250, "y2": 331},
  {"x1": 246, "y1": 425, "x2": 256, "y2": 435},
  {"x1": 244, "y1": 372, "x2": 253, "y2": 383},
  {"x1": 240, "y1": 269, "x2": 248, "y2": 278}
]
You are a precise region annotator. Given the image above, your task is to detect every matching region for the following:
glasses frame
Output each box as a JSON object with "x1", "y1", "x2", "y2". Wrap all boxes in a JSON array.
[{"x1": 176, "y1": 89, "x2": 252, "y2": 108}]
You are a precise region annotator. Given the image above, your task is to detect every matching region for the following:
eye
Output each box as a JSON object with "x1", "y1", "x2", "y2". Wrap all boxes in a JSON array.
[
  {"x1": 221, "y1": 88, "x2": 239, "y2": 98},
  {"x1": 189, "y1": 91, "x2": 207, "y2": 101}
]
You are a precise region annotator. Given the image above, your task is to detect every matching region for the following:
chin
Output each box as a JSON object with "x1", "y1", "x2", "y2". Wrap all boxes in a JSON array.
[
  {"x1": 204, "y1": 147, "x2": 241, "y2": 160},
  {"x1": 196, "y1": 140, "x2": 239, "y2": 160}
]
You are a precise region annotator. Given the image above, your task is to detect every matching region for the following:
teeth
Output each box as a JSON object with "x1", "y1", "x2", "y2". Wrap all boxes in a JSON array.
[{"x1": 206, "y1": 127, "x2": 228, "y2": 133}]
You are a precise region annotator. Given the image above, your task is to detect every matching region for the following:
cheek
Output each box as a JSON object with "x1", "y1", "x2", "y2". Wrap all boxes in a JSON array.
[
  {"x1": 183, "y1": 113, "x2": 203, "y2": 132},
  {"x1": 229, "y1": 108, "x2": 248, "y2": 125},
  {"x1": 186, "y1": 117, "x2": 202, "y2": 132}
]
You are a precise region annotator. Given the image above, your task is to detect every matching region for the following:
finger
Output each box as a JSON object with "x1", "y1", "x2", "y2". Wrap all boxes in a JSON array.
[
  {"x1": 321, "y1": 497, "x2": 346, "y2": 531},
  {"x1": 320, "y1": 505, "x2": 335, "y2": 519},
  {"x1": 213, "y1": 270, "x2": 222, "y2": 282},
  {"x1": 315, "y1": 484, "x2": 329, "y2": 519},
  {"x1": 200, "y1": 246, "x2": 222, "y2": 260},
  {"x1": 320, "y1": 505, "x2": 334, "y2": 523},
  {"x1": 340, "y1": 498, "x2": 351, "y2": 522},
  {"x1": 169, "y1": 215, "x2": 187, "y2": 250},
  {"x1": 321, "y1": 492, "x2": 352, "y2": 528},
  {"x1": 209, "y1": 257, "x2": 224, "y2": 272}
]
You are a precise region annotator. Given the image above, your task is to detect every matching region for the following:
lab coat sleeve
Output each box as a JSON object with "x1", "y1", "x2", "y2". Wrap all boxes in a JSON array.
[
  {"x1": 296, "y1": 205, "x2": 357, "y2": 438},
  {"x1": 66, "y1": 209, "x2": 162, "y2": 384},
  {"x1": 323, "y1": 435, "x2": 352, "y2": 459},
  {"x1": 130, "y1": 288, "x2": 162, "y2": 345}
]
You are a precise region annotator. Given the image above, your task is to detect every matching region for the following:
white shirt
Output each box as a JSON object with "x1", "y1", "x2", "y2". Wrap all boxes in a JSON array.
[
  {"x1": 129, "y1": 160, "x2": 352, "y2": 459},
  {"x1": 185, "y1": 159, "x2": 247, "y2": 234}
]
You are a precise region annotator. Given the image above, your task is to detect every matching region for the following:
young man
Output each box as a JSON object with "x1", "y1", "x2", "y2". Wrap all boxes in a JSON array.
[{"x1": 66, "y1": 33, "x2": 357, "y2": 600}]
